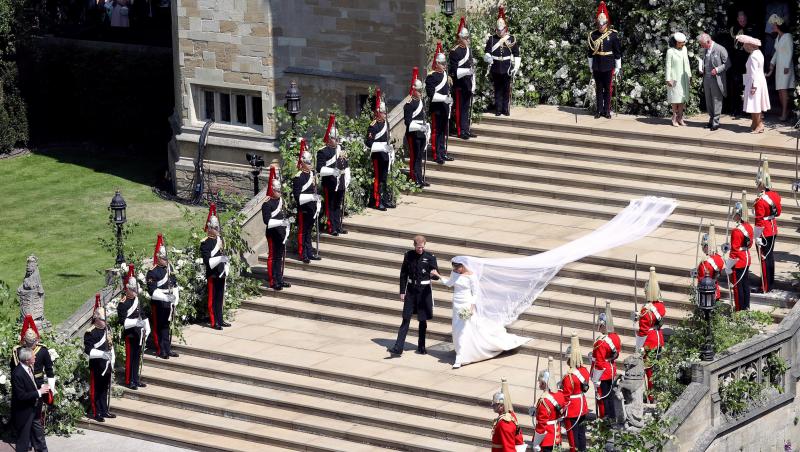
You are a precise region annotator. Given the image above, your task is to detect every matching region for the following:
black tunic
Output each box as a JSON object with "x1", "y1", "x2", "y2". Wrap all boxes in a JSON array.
[
  {"x1": 587, "y1": 29, "x2": 622, "y2": 73},
  {"x1": 200, "y1": 236, "x2": 226, "y2": 279},
  {"x1": 399, "y1": 250, "x2": 439, "y2": 321},
  {"x1": 485, "y1": 33, "x2": 520, "y2": 74},
  {"x1": 291, "y1": 171, "x2": 318, "y2": 215},
  {"x1": 448, "y1": 45, "x2": 474, "y2": 92}
]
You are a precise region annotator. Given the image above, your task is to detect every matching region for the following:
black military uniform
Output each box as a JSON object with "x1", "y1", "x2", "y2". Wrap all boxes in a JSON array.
[
  {"x1": 316, "y1": 143, "x2": 340, "y2": 232},
  {"x1": 365, "y1": 118, "x2": 393, "y2": 210},
  {"x1": 332, "y1": 153, "x2": 349, "y2": 232},
  {"x1": 448, "y1": 43, "x2": 474, "y2": 138},
  {"x1": 587, "y1": 27, "x2": 622, "y2": 118},
  {"x1": 200, "y1": 235, "x2": 227, "y2": 328},
  {"x1": 727, "y1": 21, "x2": 757, "y2": 116},
  {"x1": 117, "y1": 294, "x2": 146, "y2": 387},
  {"x1": 425, "y1": 69, "x2": 452, "y2": 164},
  {"x1": 292, "y1": 169, "x2": 319, "y2": 261},
  {"x1": 146, "y1": 264, "x2": 177, "y2": 358},
  {"x1": 485, "y1": 33, "x2": 520, "y2": 116},
  {"x1": 83, "y1": 324, "x2": 112, "y2": 420},
  {"x1": 261, "y1": 195, "x2": 289, "y2": 288},
  {"x1": 389, "y1": 250, "x2": 439, "y2": 354},
  {"x1": 404, "y1": 95, "x2": 428, "y2": 186}
]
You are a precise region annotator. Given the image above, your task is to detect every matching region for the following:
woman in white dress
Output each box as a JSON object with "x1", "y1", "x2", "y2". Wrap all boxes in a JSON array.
[
  {"x1": 765, "y1": 14, "x2": 795, "y2": 121},
  {"x1": 737, "y1": 34, "x2": 770, "y2": 134},
  {"x1": 431, "y1": 258, "x2": 529, "y2": 369}
]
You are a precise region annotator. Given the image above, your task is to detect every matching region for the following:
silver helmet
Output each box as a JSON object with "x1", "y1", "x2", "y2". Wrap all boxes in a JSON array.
[{"x1": 207, "y1": 215, "x2": 220, "y2": 231}]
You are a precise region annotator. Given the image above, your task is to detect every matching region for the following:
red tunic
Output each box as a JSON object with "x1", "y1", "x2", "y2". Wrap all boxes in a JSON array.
[
  {"x1": 753, "y1": 190, "x2": 781, "y2": 237},
  {"x1": 534, "y1": 391, "x2": 566, "y2": 447},
  {"x1": 591, "y1": 333, "x2": 621, "y2": 381},
  {"x1": 560, "y1": 366, "x2": 590, "y2": 419},
  {"x1": 491, "y1": 412, "x2": 524, "y2": 451},
  {"x1": 729, "y1": 222, "x2": 754, "y2": 269},
  {"x1": 637, "y1": 301, "x2": 666, "y2": 350},
  {"x1": 697, "y1": 253, "x2": 725, "y2": 300}
]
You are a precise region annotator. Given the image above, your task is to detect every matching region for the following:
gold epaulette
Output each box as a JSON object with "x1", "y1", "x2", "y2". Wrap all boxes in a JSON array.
[
  {"x1": 370, "y1": 119, "x2": 377, "y2": 126},
  {"x1": 11, "y1": 345, "x2": 21, "y2": 366},
  {"x1": 498, "y1": 412, "x2": 518, "y2": 424},
  {"x1": 201, "y1": 236, "x2": 209, "y2": 242}
]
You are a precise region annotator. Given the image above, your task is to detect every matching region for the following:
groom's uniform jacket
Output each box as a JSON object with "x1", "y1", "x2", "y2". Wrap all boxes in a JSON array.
[{"x1": 399, "y1": 250, "x2": 439, "y2": 321}]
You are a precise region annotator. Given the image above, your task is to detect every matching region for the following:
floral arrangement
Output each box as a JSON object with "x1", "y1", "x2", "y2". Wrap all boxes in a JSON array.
[
  {"x1": 426, "y1": 0, "x2": 736, "y2": 118},
  {"x1": 457, "y1": 306, "x2": 474, "y2": 320}
]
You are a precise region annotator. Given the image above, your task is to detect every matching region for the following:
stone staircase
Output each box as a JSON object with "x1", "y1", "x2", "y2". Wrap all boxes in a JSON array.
[{"x1": 84, "y1": 106, "x2": 799, "y2": 451}]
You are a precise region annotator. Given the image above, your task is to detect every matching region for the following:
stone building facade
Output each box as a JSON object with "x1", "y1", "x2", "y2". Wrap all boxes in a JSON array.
[{"x1": 168, "y1": 0, "x2": 463, "y2": 196}]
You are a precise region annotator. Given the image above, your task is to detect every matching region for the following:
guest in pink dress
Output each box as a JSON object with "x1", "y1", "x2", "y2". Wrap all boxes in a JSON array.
[{"x1": 736, "y1": 34, "x2": 770, "y2": 134}]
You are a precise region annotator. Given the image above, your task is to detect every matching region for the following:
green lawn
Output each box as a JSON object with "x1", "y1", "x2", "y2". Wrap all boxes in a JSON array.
[{"x1": 0, "y1": 148, "x2": 208, "y2": 324}]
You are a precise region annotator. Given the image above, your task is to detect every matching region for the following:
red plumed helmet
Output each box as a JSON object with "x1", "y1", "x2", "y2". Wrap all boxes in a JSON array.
[
  {"x1": 596, "y1": 1, "x2": 610, "y2": 24},
  {"x1": 409, "y1": 67, "x2": 420, "y2": 95},
  {"x1": 497, "y1": 6, "x2": 507, "y2": 31},
  {"x1": 20, "y1": 314, "x2": 40, "y2": 343},
  {"x1": 153, "y1": 233, "x2": 164, "y2": 263},
  {"x1": 94, "y1": 293, "x2": 101, "y2": 310},
  {"x1": 266, "y1": 166, "x2": 277, "y2": 197},
  {"x1": 457, "y1": 16, "x2": 465, "y2": 36},
  {"x1": 204, "y1": 203, "x2": 218, "y2": 232},
  {"x1": 374, "y1": 88, "x2": 386, "y2": 115},
  {"x1": 322, "y1": 114, "x2": 337, "y2": 144},
  {"x1": 126, "y1": 263, "x2": 134, "y2": 285},
  {"x1": 431, "y1": 41, "x2": 444, "y2": 69},
  {"x1": 296, "y1": 138, "x2": 310, "y2": 169}
]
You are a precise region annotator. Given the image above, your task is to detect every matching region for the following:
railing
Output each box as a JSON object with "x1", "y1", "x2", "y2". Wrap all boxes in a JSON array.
[{"x1": 664, "y1": 302, "x2": 800, "y2": 451}]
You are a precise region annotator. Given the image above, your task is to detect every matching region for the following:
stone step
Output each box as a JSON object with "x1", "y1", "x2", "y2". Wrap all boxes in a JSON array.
[
  {"x1": 121, "y1": 377, "x2": 488, "y2": 450},
  {"x1": 140, "y1": 352, "x2": 535, "y2": 434},
  {"x1": 90, "y1": 397, "x2": 397, "y2": 451}
]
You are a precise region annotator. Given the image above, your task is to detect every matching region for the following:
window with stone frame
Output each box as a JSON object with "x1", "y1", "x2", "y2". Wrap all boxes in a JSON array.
[{"x1": 199, "y1": 88, "x2": 265, "y2": 132}]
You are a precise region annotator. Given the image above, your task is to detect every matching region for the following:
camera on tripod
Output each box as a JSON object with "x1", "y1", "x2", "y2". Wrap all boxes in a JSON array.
[{"x1": 246, "y1": 153, "x2": 265, "y2": 168}]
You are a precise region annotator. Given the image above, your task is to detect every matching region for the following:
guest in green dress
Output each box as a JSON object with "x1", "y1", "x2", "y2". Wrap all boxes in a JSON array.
[{"x1": 665, "y1": 32, "x2": 691, "y2": 127}]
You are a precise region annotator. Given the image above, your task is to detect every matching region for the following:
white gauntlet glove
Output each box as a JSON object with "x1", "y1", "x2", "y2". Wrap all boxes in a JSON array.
[
  {"x1": 47, "y1": 377, "x2": 56, "y2": 395},
  {"x1": 483, "y1": 52, "x2": 492, "y2": 64}
]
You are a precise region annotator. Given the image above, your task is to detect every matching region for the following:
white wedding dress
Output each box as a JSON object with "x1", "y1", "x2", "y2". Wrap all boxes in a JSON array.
[{"x1": 439, "y1": 272, "x2": 530, "y2": 366}]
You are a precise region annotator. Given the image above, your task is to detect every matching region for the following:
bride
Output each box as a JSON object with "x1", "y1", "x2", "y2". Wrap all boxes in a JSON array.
[{"x1": 431, "y1": 257, "x2": 530, "y2": 369}]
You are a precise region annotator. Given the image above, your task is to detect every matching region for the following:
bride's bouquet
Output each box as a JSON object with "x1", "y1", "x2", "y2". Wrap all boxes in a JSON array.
[{"x1": 457, "y1": 306, "x2": 473, "y2": 321}]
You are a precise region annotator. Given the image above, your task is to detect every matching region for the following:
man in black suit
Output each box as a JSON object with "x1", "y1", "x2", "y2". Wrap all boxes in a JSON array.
[
  {"x1": 12, "y1": 347, "x2": 50, "y2": 452},
  {"x1": 388, "y1": 235, "x2": 439, "y2": 356}
]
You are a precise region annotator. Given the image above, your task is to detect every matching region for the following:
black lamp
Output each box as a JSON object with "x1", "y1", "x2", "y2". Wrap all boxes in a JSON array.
[
  {"x1": 109, "y1": 190, "x2": 127, "y2": 265},
  {"x1": 285, "y1": 81, "x2": 301, "y2": 130},
  {"x1": 697, "y1": 276, "x2": 717, "y2": 361},
  {"x1": 442, "y1": 0, "x2": 455, "y2": 16}
]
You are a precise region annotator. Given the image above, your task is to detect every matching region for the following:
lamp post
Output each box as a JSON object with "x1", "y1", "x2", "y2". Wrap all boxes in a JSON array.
[
  {"x1": 697, "y1": 276, "x2": 717, "y2": 361},
  {"x1": 441, "y1": 0, "x2": 455, "y2": 16},
  {"x1": 285, "y1": 81, "x2": 301, "y2": 131},
  {"x1": 109, "y1": 191, "x2": 127, "y2": 265}
]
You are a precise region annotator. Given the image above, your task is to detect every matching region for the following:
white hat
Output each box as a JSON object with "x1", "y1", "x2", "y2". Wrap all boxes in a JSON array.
[{"x1": 673, "y1": 32, "x2": 687, "y2": 43}]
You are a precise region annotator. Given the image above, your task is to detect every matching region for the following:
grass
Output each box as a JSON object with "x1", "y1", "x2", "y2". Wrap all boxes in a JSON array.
[{"x1": 0, "y1": 148, "x2": 209, "y2": 324}]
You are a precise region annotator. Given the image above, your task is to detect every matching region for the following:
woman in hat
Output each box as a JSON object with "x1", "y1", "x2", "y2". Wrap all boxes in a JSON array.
[
  {"x1": 765, "y1": 14, "x2": 795, "y2": 122},
  {"x1": 665, "y1": 32, "x2": 691, "y2": 127},
  {"x1": 737, "y1": 34, "x2": 770, "y2": 134}
]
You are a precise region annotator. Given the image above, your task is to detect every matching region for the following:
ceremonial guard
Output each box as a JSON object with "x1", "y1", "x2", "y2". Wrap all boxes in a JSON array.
[
  {"x1": 635, "y1": 267, "x2": 666, "y2": 402},
  {"x1": 119, "y1": 265, "x2": 149, "y2": 388},
  {"x1": 83, "y1": 301, "x2": 115, "y2": 422},
  {"x1": 201, "y1": 204, "x2": 231, "y2": 329},
  {"x1": 262, "y1": 166, "x2": 292, "y2": 290},
  {"x1": 365, "y1": 90, "x2": 395, "y2": 210},
  {"x1": 388, "y1": 235, "x2": 439, "y2": 356},
  {"x1": 484, "y1": 7, "x2": 520, "y2": 116},
  {"x1": 753, "y1": 158, "x2": 781, "y2": 293},
  {"x1": 490, "y1": 378, "x2": 526, "y2": 452},
  {"x1": 531, "y1": 357, "x2": 565, "y2": 452},
  {"x1": 404, "y1": 67, "x2": 430, "y2": 188},
  {"x1": 697, "y1": 222, "x2": 725, "y2": 300},
  {"x1": 317, "y1": 114, "x2": 350, "y2": 233},
  {"x1": 587, "y1": 1, "x2": 622, "y2": 119},
  {"x1": 10, "y1": 315, "x2": 54, "y2": 445},
  {"x1": 146, "y1": 238, "x2": 179, "y2": 358},
  {"x1": 591, "y1": 302, "x2": 621, "y2": 419},
  {"x1": 560, "y1": 333, "x2": 589, "y2": 452},
  {"x1": 292, "y1": 138, "x2": 322, "y2": 263},
  {"x1": 728, "y1": 191, "x2": 754, "y2": 311},
  {"x1": 425, "y1": 42, "x2": 454, "y2": 164},
  {"x1": 449, "y1": 17, "x2": 476, "y2": 139}
]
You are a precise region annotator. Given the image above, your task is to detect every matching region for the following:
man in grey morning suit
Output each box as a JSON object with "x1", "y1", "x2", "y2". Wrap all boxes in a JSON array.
[{"x1": 697, "y1": 33, "x2": 731, "y2": 131}]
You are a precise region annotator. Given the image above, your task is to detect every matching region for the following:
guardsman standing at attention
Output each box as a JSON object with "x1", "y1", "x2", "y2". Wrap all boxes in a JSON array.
[
  {"x1": 484, "y1": 6, "x2": 520, "y2": 117},
  {"x1": 365, "y1": 90, "x2": 395, "y2": 210},
  {"x1": 404, "y1": 67, "x2": 430, "y2": 188},
  {"x1": 292, "y1": 138, "x2": 322, "y2": 264},
  {"x1": 84, "y1": 302, "x2": 115, "y2": 422},
  {"x1": 317, "y1": 114, "x2": 345, "y2": 228},
  {"x1": 635, "y1": 267, "x2": 666, "y2": 403},
  {"x1": 560, "y1": 333, "x2": 589, "y2": 452},
  {"x1": 728, "y1": 190, "x2": 754, "y2": 311},
  {"x1": 531, "y1": 357, "x2": 565, "y2": 452},
  {"x1": 146, "y1": 238, "x2": 179, "y2": 358},
  {"x1": 753, "y1": 158, "x2": 781, "y2": 293},
  {"x1": 490, "y1": 378, "x2": 526, "y2": 452},
  {"x1": 118, "y1": 265, "x2": 150, "y2": 388},
  {"x1": 591, "y1": 302, "x2": 621, "y2": 419},
  {"x1": 587, "y1": 1, "x2": 622, "y2": 119},
  {"x1": 262, "y1": 166, "x2": 292, "y2": 291},
  {"x1": 426, "y1": 42, "x2": 454, "y2": 165},
  {"x1": 449, "y1": 17, "x2": 476, "y2": 140},
  {"x1": 697, "y1": 222, "x2": 725, "y2": 300},
  {"x1": 200, "y1": 204, "x2": 231, "y2": 329}
]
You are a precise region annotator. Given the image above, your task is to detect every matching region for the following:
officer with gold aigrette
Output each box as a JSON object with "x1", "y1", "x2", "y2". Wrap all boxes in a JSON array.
[
  {"x1": 560, "y1": 333, "x2": 589, "y2": 452},
  {"x1": 587, "y1": 1, "x2": 622, "y2": 119},
  {"x1": 753, "y1": 158, "x2": 781, "y2": 293},
  {"x1": 490, "y1": 378, "x2": 526, "y2": 452},
  {"x1": 531, "y1": 357, "x2": 566, "y2": 452}
]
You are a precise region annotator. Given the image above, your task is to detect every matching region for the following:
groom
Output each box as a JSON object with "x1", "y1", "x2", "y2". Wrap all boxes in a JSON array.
[{"x1": 388, "y1": 235, "x2": 439, "y2": 356}]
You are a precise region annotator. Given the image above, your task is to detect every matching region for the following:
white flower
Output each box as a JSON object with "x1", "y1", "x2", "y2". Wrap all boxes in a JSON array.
[
  {"x1": 547, "y1": 40, "x2": 557, "y2": 49},
  {"x1": 560, "y1": 40, "x2": 570, "y2": 48},
  {"x1": 649, "y1": 0, "x2": 656, "y2": 5},
  {"x1": 177, "y1": 259, "x2": 187, "y2": 268},
  {"x1": 554, "y1": 66, "x2": 569, "y2": 79},
  {"x1": 195, "y1": 258, "x2": 203, "y2": 265},
  {"x1": 0, "y1": 374, "x2": 6, "y2": 385}
]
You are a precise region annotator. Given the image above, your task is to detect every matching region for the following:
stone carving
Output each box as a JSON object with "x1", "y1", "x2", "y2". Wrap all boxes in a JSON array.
[
  {"x1": 611, "y1": 353, "x2": 647, "y2": 431},
  {"x1": 18, "y1": 255, "x2": 47, "y2": 328}
]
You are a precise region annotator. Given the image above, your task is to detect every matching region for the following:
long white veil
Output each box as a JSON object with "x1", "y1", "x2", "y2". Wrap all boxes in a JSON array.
[{"x1": 457, "y1": 197, "x2": 677, "y2": 327}]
